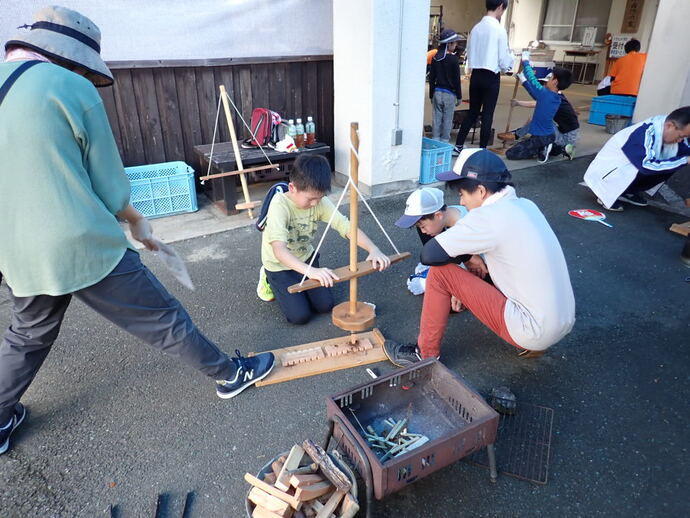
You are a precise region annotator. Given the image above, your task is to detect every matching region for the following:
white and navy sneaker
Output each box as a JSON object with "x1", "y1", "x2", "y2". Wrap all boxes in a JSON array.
[
  {"x1": 0, "y1": 403, "x2": 27, "y2": 455},
  {"x1": 617, "y1": 192, "x2": 648, "y2": 207},
  {"x1": 216, "y1": 350, "x2": 275, "y2": 399}
]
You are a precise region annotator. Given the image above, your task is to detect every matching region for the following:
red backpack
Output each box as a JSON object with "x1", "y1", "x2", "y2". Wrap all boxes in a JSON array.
[{"x1": 243, "y1": 108, "x2": 282, "y2": 148}]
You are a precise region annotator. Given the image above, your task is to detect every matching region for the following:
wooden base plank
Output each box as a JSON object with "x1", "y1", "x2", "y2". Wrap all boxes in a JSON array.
[
  {"x1": 670, "y1": 221, "x2": 690, "y2": 236},
  {"x1": 250, "y1": 329, "x2": 387, "y2": 386},
  {"x1": 287, "y1": 253, "x2": 410, "y2": 294}
]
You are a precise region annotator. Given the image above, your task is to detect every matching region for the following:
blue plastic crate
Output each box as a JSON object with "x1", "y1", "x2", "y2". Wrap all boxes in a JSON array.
[
  {"x1": 588, "y1": 95, "x2": 636, "y2": 126},
  {"x1": 420, "y1": 138, "x2": 453, "y2": 184},
  {"x1": 125, "y1": 161, "x2": 198, "y2": 219}
]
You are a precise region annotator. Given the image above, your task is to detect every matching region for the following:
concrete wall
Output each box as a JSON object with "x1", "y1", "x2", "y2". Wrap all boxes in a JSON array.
[
  {"x1": 430, "y1": 0, "x2": 486, "y2": 36},
  {"x1": 333, "y1": 0, "x2": 430, "y2": 193},
  {"x1": 2, "y1": 0, "x2": 333, "y2": 61},
  {"x1": 634, "y1": 0, "x2": 690, "y2": 120}
]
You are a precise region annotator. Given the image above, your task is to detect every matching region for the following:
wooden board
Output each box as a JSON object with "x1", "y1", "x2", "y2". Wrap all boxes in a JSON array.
[
  {"x1": 670, "y1": 221, "x2": 690, "y2": 237},
  {"x1": 287, "y1": 252, "x2": 411, "y2": 293},
  {"x1": 249, "y1": 329, "x2": 387, "y2": 386}
]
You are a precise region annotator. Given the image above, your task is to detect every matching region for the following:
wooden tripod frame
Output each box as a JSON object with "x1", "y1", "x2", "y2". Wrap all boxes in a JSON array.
[{"x1": 287, "y1": 122, "x2": 410, "y2": 333}]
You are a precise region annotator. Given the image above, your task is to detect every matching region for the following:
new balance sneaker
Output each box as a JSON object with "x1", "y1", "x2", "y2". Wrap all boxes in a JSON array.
[
  {"x1": 383, "y1": 341, "x2": 423, "y2": 368},
  {"x1": 256, "y1": 267, "x2": 275, "y2": 302},
  {"x1": 0, "y1": 403, "x2": 27, "y2": 455},
  {"x1": 563, "y1": 144, "x2": 575, "y2": 161},
  {"x1": 216, "y1": 350, "x2": 275, "y2": 399},
  {"x1": 597, "y1": 198, "x2": 624, "y2": 212},
  {"x1": 617, "y1": 192, "x2": 648, "y2": 207},
  {"x1": 537, "y1": 143, "x2": 553, "y2": 164}
]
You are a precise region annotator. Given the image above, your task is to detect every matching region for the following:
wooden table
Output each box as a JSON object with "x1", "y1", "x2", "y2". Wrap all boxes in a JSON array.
[
  {"x1": 563, "y1": 49, "x2": 600, "y2": 84},
  {"x1": 194, "y1": 142, "x2": 331, "y2": 215}
]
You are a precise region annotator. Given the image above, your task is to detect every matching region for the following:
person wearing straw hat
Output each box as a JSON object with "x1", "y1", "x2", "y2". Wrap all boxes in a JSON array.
[
  {"x1": 385, "y1": 149, "x2": 575, "y2": 366},
  {"x1": 0, "y1": 6, "x2": 275, "y2": 456},
  {"x1": 429, "y1": 28, "x2": 463, "y2": 142}
]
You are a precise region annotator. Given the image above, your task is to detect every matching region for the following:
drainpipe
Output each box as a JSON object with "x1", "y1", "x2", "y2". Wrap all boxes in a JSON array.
[{"x1": 391, "y1": 0, "x2": 404, "y2": 146}]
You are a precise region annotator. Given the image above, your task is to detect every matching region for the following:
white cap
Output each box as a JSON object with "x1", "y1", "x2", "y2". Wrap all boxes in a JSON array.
[
  {"x1": 288, "y1": 119, "x2": 294, "y2": 124},
  {"x1": 307, "y1": 116, "x2": 313, "y2": 121},
  {"x1": 296, "y1": 118, "x2": 302, "y2": 123},
  {"x1": 395, "y1": 187, "x2": 445, "y2": 228}
]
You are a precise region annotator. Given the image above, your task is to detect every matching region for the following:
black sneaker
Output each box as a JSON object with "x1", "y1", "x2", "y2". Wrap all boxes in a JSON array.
[
  {"x1": 617, "y1": 192, "x2": 648, "y2": 207},
  {"x1": 0, "y1": 403, "x2": 27, "y2": 455},
  {"x1": 452, "y1": 145, "x2": 463, "y2": 157},
  {"x1": 383, "y1": 341, "x2": 422, "y2": 367},
  {"x1": 597, "y1": 198, "x2": 624, "y2": 212},
  {"x1": 216, "y1": 350, "x2": 275, "y2": 399}
]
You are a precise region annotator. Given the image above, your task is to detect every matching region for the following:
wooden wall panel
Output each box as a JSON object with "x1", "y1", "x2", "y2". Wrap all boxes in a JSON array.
[{"x1": 99, "y1": 57, "x2": 334, "y2": 170}]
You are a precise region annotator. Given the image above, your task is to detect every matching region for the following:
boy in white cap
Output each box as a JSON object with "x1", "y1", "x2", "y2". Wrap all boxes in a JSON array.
[
  {"x1": 385, "y1": 149, "x2": 575, "y2": 366},
  {"x1": 396, "y1": 187, "x2": 481, "y2": 298},
  {"x1": 0, "y1": 6, "x2": 274, "y2": 456}
]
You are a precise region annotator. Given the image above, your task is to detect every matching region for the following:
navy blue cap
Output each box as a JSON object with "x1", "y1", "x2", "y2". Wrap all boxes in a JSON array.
[{"x1": 436, "y1": 148, "x2": 511, "y2": 183}]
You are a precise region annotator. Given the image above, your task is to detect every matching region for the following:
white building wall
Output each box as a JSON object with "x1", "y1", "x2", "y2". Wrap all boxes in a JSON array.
[
  {"x1": 333, "y1": 0, "x2": 430, "y2": 193},
  {"x1": 634, "y1": 0, "x2": 690, "y2": 120},
  {"x1": 2, "y1": 1, "x2": 333, "y2": 61}
]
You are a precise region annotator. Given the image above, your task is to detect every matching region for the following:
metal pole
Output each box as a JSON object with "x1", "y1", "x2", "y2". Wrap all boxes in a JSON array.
[{"x1": 349, "y1": 122, "x2": 359, "y2": 315}]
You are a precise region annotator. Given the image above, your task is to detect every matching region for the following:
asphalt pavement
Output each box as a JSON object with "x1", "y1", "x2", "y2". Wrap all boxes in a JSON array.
[{"x1": 1, "y1": 155, "x2": 688, "y2": 517}]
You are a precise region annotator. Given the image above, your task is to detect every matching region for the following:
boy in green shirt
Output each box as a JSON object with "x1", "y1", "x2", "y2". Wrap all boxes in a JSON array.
[{"x1": 259, "y1": 154, "x2": 390, "y2": 324}]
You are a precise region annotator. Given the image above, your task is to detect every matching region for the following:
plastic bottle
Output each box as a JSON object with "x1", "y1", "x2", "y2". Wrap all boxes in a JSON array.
[
  {"x1": 295, "y1": 118, "x2": 305, "y2": 148},
  {"x1": 286, "y1": 119, "x2": 297, "y2": 140},
  {"x1": 306, "y1": 116, "x2": 316, "y2": 145}
]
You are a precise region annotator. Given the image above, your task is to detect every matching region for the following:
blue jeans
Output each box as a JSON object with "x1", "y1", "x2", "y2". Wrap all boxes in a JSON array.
[
  {"x1": 265, "y1": 254, "x2": 334, "y2": 325},
  {"x1": 0, "y1": 249, "x2": 235, "y2": 423}
]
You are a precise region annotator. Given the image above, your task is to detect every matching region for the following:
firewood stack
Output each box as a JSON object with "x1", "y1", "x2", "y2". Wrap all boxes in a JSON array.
[{"x1": 245, "y1": 439, "x2": 360, "y2": 518}]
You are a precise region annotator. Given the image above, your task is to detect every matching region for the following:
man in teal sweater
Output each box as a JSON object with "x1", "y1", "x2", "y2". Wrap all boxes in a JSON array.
[{"x1": 0, "y1": 6, "x2": 274, "y2": 456}]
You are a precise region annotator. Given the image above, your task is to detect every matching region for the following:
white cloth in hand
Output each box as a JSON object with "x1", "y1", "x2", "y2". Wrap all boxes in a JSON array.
[{"x1": 406, "y1": 263, "x2": 430, "y2": 296}]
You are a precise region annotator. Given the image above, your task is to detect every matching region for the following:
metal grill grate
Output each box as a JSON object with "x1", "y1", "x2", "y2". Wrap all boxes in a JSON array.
[{"x1": 466, "y1": 403, "x2": 553, "y2": 485}]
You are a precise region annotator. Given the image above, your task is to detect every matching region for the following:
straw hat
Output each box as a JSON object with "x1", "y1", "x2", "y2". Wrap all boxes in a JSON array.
[{"x1": 5, "y1": 5, "x2": 113, "y2": 87}]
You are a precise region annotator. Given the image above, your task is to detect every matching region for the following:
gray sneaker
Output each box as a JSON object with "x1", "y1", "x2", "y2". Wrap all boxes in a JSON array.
[{"x1": 383, "y1": 341, "x2": 422, "y2": 367}]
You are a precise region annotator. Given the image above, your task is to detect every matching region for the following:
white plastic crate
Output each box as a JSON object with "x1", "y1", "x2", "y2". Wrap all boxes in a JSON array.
[{"x1": 125, "y1": 161, "x2": 198, "y2": 219}]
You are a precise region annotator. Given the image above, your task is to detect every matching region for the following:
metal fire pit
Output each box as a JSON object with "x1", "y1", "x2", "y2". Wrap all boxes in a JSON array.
[{"x1": 324, "y1": 359, "x2": 498, "y2": 515}]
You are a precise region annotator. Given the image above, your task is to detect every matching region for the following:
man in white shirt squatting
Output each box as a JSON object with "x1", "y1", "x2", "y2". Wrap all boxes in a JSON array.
[
  {"x1": 384, "y1": 149, "x2": 576, "y2": 366},
  {"x1": 453, "y1": 0, "x2": 514, "y2": 154}
]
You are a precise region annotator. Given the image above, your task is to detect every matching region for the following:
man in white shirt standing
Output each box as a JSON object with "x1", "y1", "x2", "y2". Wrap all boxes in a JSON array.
[
  {"x1": 454, "y1": 0, "x2": 514, "y2": 154},
  {"x1": 385, "y1": 149, "x2": 575, "y2": 366}
]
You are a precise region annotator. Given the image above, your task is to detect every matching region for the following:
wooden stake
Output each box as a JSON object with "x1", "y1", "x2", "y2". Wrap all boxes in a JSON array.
[
  {"x1": 503, "y1": 62, "x2": 524, "y2": 134},
  {"x1": 349, "y1": 122, "x2": 359, "y2": 315},
  {"x1": 219, "y1": 84, "x2": 255, "y2": 218}
]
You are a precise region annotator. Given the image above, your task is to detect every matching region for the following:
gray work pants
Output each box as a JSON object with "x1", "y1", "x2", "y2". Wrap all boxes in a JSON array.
[
  {"x1": 0, "y1": 249, "x2": 235, "y2": 423},
  {"x1": 432, "y1": 90, "x2": 457, "y2": 142}
]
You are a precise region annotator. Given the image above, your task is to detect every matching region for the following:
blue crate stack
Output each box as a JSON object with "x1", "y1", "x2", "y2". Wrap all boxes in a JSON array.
[
  {"x1": 589, "y1": 95, "x2": 636, "y2": 126},
  {"x1": 420, "y1": 138, "x2": 454, "y2": 184}
]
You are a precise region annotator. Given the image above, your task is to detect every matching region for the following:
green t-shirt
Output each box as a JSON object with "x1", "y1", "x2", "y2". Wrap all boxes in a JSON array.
[
  {"x1": 0, "y1": 61, "x2": 133, "y2": 296},
  {"x1": 261, "y1": 193, "x2": 350, "y2": 272}
]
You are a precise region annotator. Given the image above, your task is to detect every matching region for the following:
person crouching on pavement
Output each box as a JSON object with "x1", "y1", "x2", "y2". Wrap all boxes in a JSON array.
[
  {"x1": 384, "y1": 149, "x2": 575, "y2": 366},
  {"x1": 506, "y1": 50, "x2": 573, "y2": 164},
  {"x1": 584, "y1": 106, "x2": 690, "y2": 211},
  {"x1": 0, "y1": 6, "x2": 275, "y2": 456}
]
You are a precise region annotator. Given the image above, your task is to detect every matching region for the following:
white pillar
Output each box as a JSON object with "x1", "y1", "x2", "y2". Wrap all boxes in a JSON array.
[
  {"x1": 333, "y1": 0, "x2": 430, "y2": 195},
  {"x1": 634, "y1": 0, "x2": 690, "y2": 121}
]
